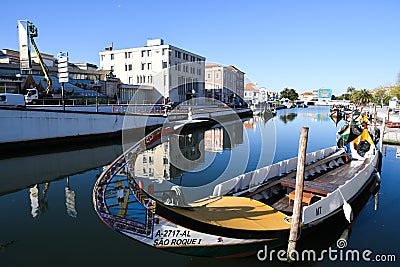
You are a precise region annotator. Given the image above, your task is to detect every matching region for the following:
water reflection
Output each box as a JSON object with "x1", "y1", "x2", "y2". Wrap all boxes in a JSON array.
[
  {"x1": 0, "y1": 143, "x2": 123, "y2": 196},
  {"x1": 279, "y1": 112, "x2": 298, "y2": 124},
  {"x1": 65, "y1": 177, "x2": 77, "y2": 218},
  {"x1": 0, "y1": 143, "x2": 123, "y2": 221},
  {"x1": 131, "y1": 120, "x2": 248, "y2": 204},
  {"x1": 278, "y1": 108, "x2": 332, "y2": 123},
  {"x1": 134, "y1": 121, "x2": 245, "y2": 182}
]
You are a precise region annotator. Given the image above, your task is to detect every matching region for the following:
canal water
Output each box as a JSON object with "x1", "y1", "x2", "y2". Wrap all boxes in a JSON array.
[{"x1": 0, "y1": 106, "x2": 398, "y2": 266}]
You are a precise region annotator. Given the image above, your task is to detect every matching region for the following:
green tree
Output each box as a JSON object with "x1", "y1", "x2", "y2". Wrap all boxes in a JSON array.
[
  {"x1": 279, "y1": 88, "x2": 299, "y2": 102},
  {"x1": 390, "y1": 85, "x2": 400, "y2": 99},
  {"x1": 343, "y1": 93, "x2": 351, "y2": 100},
  {"x1": 374, "y1": 88, "x2": 390, "y2": 105},
  {"x1": 346, "y1": 86, "x2": 356, "y2": 94},
  {"x1": 353, "y1": 89, "x2": 374, "y2": 106}
]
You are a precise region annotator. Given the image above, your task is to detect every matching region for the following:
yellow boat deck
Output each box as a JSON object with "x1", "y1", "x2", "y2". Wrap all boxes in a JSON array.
[{"x1": 169, "y1": 196, "x2": 291, "y2": 231}]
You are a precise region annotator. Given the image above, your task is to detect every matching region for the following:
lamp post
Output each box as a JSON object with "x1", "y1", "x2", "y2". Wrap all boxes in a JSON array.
[{"x1": 94, "y1": 77, "x2": 99, "y2": 112}]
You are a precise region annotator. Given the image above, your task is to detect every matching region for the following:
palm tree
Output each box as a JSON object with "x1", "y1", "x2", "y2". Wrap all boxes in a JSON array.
[{"x1": 353, "y1": 89, "x2": 374, "y2": 106}]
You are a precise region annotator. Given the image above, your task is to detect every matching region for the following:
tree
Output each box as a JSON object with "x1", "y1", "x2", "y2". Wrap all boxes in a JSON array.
[
  {"x1": 346, "y1": 86, "x2": 356, "y2": 94},
  {"x1": 353, "y1": 89, "x2": 374, "y2": 106},
  {"x1": 374, "y1": 88, "x2": 391, "y2": 105},
  {"x1": 279, "y1": 88, "x2": 299, "y2": 102},
  {"x1": 391, "y1": 85, "x2": 400, "y2": 99}
]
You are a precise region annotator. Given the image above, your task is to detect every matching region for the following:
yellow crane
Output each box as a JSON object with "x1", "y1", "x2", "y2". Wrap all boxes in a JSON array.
[{"x1": 27, "y1": 22, "x2": 53, "y2": 95}]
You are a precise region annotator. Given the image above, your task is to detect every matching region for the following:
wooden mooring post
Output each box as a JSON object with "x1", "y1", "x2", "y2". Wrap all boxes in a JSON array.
[
  {"x1": 379, "y1": 117, "x2": 386, "y2": 153},
  {"x1": 373, "y1": 104, "x2": 377, "y2": 138},
  {"x1": 287, "y1": 127, "x2": 309, "y2": 261}
]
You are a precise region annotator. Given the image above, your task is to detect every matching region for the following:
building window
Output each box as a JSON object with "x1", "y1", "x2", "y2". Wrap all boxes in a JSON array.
[
  {"x1": 175, "y1": 51, "x2": 181, "y2": 58},
  {"x1": 128, "y1": 64, "x2": 132, "y2": 71},
  {"x1": 162, "y1": 48, "x2": 166, "y2": 55},
  {"x1": 125, "y1": 64, "x2": 127, "y2": 71},
  {"x1": 141, "y1": 50, "x2": 145, "y2": 57},
  {"x1": 141, "y1": 63, "x2": 145, "y2": 70},
  {"x1": 143, "y1": 156, "x2": 147, "y2": 163},
  {"x1": 147, "y1": 50, "x2": 151, "y2": 57},
  {"x1": 207, "y1": 73, "x2": 211, "y2": 79},
  {"x1": 162, "y1": 61, "x2": 167, "y2": 69},
  {"x1": 216, "y1": 72, "x2": 220, "y2": 79},
  {"x1": 111, "y1": 66, "x2": 114, "y2": 71},
  {"x1": 147, "y1": 63, "x2": 152, "y2": 70},
  {"x1": 101, "y1": 55, "x2": 104, "y2": 61},
  {"x1": 164, "y1": 74, "x2": 167, "y2": 86},
  {"x1": 129, "y1": 76, "x2": 133, "y2": 84}
]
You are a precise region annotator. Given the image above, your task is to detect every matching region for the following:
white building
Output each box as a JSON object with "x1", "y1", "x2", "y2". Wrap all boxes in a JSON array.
[
  {"x1": 244, "y1": 83, "x2": 260, "y2": 104},
  {"x1": 204, "y1": 64, "x2": 244, "y2": 104},
  {"x1": 99, "y1": 39, "x2": 205, "y2": 103}
]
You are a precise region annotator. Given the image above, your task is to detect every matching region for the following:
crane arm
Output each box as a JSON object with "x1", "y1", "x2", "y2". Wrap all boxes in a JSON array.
[{"x1": 29, "y1": 28, "x2": 52, "y2": 95}]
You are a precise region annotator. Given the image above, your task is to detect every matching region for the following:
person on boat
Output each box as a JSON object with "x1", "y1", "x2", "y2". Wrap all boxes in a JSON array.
[{"x1": 117, "y1": 187, "x2": 124, "y2": 208}]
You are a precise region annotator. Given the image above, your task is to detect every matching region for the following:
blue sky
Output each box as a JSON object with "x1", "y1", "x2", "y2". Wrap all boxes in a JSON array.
[{"x1": 1, "y1": 0, "x2": 399, "y2": 95}]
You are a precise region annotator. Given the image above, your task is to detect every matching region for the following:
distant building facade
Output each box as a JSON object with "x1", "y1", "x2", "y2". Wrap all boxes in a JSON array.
[
  {"x1": 299, "y1": 90, "x2": 318, "y2": 102},
  {"x1": 0, "y1": 49, "x2": 113, "y2": 97},
  {"x1": 204, "y1": 64, "x2": 244, "y2": 103},
  {"x1": 244, "y1": 83, "x2": 260, "y2": 104},
  {"x1": 99, "y1": 39, "x2": 206, "y2": 103}
]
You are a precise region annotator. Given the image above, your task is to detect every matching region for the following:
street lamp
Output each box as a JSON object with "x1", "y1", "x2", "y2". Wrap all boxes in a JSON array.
[{"x1": 94, "y1": 77, "x2": 99, "y2": 112}]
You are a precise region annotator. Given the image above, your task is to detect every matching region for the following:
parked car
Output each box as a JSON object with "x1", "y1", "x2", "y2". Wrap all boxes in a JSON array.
[{"x1": 0, "y1": 93, "x2": 26, "y2": 108}]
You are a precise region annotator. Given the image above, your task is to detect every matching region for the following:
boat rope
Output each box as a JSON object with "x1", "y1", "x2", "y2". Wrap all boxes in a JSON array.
[
  {"x1": 286, "y1": 220, "x2": 302, "y2": 242},
  {"x1": 338, "y1": 188, "x2": 345, "y2": 200}
]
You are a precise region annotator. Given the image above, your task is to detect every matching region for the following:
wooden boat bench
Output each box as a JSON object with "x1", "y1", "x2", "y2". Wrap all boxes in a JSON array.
[
  {"x1": 288, "y1": 191, "x2": 316, "y2": 206},
  {"x1": 280, "y1": 177, "x2": 339, "y2": 196},
  {"x1": 283, "y1": 153, "x2": 349, "y2": 181}
]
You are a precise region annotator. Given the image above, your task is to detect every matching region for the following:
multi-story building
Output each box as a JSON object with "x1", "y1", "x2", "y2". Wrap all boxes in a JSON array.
[
  {"x1": 204, "y1": 64, "x2": 245, "y2": 103},
  {"x1": 99, "y1": 39, "x2": 206, "y2": 103},
  {"x1": 244, "y1": 83, "x2": 260, "y2": 104},
  {"x1": 0, "y1": 48, "x2": 118, "y2": 97}
]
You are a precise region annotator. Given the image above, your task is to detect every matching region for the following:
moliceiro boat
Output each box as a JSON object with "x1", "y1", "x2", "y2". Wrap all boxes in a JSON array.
[{"x1": 93, "y1": 120, "x2": 381, "y2": 258}]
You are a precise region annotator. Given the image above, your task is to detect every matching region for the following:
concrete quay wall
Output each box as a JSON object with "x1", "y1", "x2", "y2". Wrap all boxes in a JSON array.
[
  {"x1": 0, "y1": 107, "x2": 252, "y2": 149},
  {"x1": 0, "y1": 108, "x2": 165, "y2": 145}
]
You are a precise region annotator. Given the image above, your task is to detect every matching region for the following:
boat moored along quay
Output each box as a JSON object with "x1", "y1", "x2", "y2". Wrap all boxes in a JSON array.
[{"x1": 93, "y1": 110, "x2": 381, "y2": 257}]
